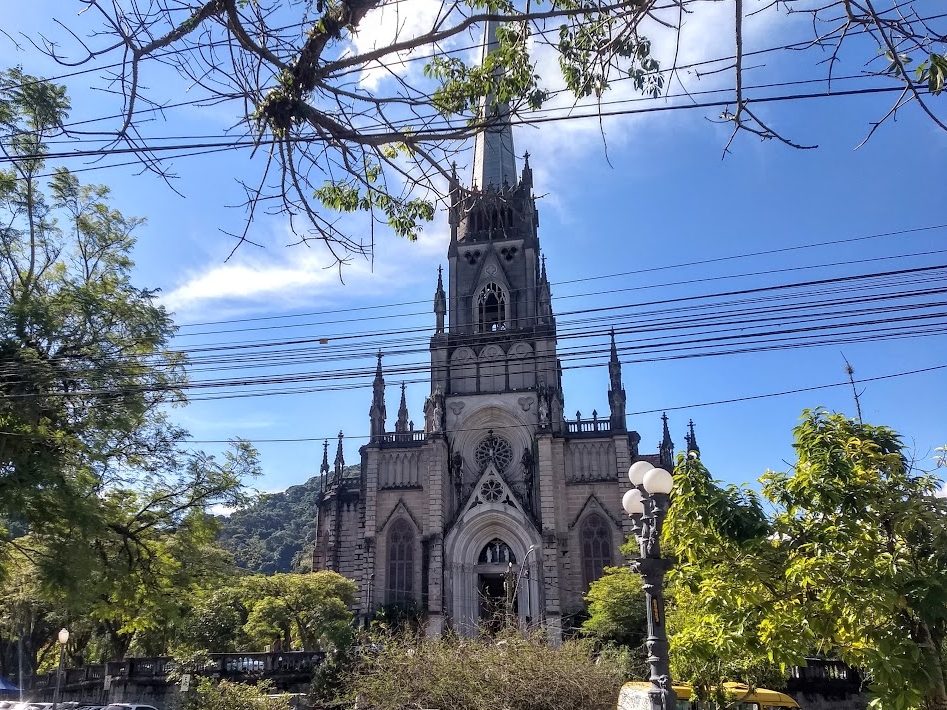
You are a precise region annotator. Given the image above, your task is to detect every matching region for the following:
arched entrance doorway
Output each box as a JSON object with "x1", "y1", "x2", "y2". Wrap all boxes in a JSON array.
[{"x1": 443, "y1": 506, "x2": 543, "y2": 635}]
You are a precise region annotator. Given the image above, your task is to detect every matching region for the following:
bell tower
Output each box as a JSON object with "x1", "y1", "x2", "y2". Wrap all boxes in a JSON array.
[{"x1": 429, "y1": 20, "x2": 561, "y2": 430}]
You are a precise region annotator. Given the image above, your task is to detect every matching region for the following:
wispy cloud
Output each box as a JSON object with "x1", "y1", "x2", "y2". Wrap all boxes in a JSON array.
[{"x1": 162, "y1": 213, "x2": 450, "y2": 321}]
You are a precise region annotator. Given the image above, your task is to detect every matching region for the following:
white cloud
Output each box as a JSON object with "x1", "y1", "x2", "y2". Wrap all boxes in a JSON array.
[
  {"x1": 349, "y1": 0, "x2": 454, "y2": 90},
  {"x1": 162, "y1": 212, "x2": 450, "y2": 321}
]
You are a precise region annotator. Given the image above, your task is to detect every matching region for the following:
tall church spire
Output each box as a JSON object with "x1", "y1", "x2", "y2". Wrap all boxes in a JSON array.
[
  {"x1": 659, "y1": 413, "x2": 674, "y2": 469},
  {"x1": 434, "y1": 265, "x2": 446, "y2": 333},
  {"x1": 334, "y1": 430, "x2": 345, "y2": 479},
  {"x1": 471, "y1": 19, "x2": 517, "y2": 189},
  {"x1": 684, "y1": 419, "x2": 700, "y2": 458},
  {"x1": 320, "y1": 439, "x2": 330, "y2": 491},
  {"x1": 607, "y1": 329, "x2": 626, "y2": 432},
  {"x1": 396, "y1": 383, "x2": 410, "y2": 433},
  {"x1": 369, "y1": 351, "x2": 386, "y2": 442}
]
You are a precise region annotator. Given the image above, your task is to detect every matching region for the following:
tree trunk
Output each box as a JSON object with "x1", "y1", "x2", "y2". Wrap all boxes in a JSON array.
[{"x1": 917, "y1": 620, "x2": 947, "y2": 710}]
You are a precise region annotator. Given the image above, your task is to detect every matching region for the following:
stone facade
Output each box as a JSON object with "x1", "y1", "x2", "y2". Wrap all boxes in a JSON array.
[{"x1": 310, "y1": 21, "x2": 676, "y2": 639}]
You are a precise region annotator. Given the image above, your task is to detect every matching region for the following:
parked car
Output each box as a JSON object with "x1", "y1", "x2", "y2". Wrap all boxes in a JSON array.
[{"x1": 102, "y1": 704, "x2": 160, "y2": 710}]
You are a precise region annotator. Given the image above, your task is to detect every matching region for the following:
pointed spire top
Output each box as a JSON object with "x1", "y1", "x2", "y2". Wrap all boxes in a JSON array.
[
  {"x1": 471, "y1": 19, "x2": 517, "y2": 189},
  {"x1": 396, "y1": 382, "x2": 410, "y2": 433},
  {"x1": 609, "y1": 328, "x2": 618, "y2": 362},
  {"x1": 375, "y1": 350, "x2": 383, "y2": 375},
  {"x1": 541, "y1": 254, "x2": 548, "y2": 282},
  {"x1": 685, "y1": 419, "x2": 700, "y2": 458},
  {"x1": 334, "y1": 430, "x2": 345, "y2": 476},
  {"x1": 437, "y1": 264, "x2": 444, "y2": 287},
  {"x1": 320, "y1": 439, "x2": 330, "y2": 475},
  {"x1": 660, "y1": 412, "x2": 674, "y2": 469}
]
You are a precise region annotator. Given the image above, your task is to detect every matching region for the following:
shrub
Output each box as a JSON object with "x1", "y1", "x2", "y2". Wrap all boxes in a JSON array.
[
  {"x1": 328, "y1": 630, "x2": 627, "y2": 710},
  {"x1": 181, "y1": 678, "x2": 291, "y2": 710}
]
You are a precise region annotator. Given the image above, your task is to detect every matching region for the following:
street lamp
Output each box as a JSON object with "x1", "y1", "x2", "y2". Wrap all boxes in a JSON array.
[
  {"x1": 623, "y1": 460, "x2": 676, "y2": 710},
  {"x1": 52, "y1": 628, "x2": 69, "y2": 710}
]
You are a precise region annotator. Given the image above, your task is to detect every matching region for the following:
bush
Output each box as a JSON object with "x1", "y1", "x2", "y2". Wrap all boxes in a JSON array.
[
  {"x1": 327, "y1": 630, "x2": 627, "y2": 710},
  {"x1": 181, "y1": 678, "x2": 291, "y2": 710}
]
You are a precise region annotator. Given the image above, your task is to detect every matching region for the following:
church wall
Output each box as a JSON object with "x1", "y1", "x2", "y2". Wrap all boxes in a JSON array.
[
  {"x1": 377, "y1": 448, "x2": 425, "y2": 489},
  {"x1": 560, "y1": 481, "x2": 627, "y2": 614},
  {"x1": 334, "y1": 499, "x2": 365, "y2": 586},
  {"x1": 563, "y1": 439, "x2": 618, "y2": 483},
  {"x1": 373, "y1": 487, "x2": 428, "y2": 607}
]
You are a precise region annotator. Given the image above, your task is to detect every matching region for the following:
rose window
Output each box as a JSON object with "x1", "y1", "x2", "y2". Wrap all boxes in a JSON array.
[
  {"x1": 480, "y1": 479, "x2": 504, "y2": 502},
  {"x1": 474, "y1": 430, "x2": 514, "y2": 473}
]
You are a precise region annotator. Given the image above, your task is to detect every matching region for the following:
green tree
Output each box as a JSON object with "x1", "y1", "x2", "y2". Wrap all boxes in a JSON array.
[
  {"x1": 665, "y1": 409, "x2": 947, "y2": 710},
  {"x1": 0, "y1": 69, "x2": 259, "y2": 662},
  {"x1": 180, "y1": 571, "x2": 357, "y2": 654},
  {"x1": 581, "y1": 564, "x2": 646, "y2": 649}
]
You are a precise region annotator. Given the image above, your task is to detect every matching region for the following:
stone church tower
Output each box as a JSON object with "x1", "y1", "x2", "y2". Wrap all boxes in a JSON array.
[{"x1": 311, "y1": 20, "x2": 676, "y2": 640}]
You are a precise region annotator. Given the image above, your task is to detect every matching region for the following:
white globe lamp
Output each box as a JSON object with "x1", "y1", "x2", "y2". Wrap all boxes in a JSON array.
[
  {"x1": 643, "y1": 467, "x2": 674, "y2": 495},
  {"x1": 628, "y1": 460, "x2": 654, "y2": 486},
  {"x1": 622, "y1": 488, "x2": 644, "y2": 516}
]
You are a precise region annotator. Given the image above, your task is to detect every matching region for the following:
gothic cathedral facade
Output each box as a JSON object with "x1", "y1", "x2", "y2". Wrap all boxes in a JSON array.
[{"x1": 311, "y1": 21, "x2": 685, "y2": 640}]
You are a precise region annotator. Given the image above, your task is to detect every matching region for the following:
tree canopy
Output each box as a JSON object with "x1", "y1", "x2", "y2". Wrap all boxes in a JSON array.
[
  {"x1": 19, "y1": 0, "x2": 947, "y2": 266},
  {"x1": 664, "y1": 409, "x2": 947, "y2": 710},
  {"x1": 0, "y1": 68, "x2": 264, "y2": 669}
]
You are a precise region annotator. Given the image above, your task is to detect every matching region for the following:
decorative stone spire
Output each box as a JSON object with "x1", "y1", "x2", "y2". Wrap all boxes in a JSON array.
[
  {"x1": 320, "y1": 439, "x2": 330, "y2": 491},
  {"x1": 607, "y1": 329, "x2": 627, "y2": 432},
  {"x1": 369, "y1": 350, "x2": 386, "y2": 442},
  {"x1": 659, "y1": 413, "x2": 674, "y2": 470},
  {"x1": 334, "y1": 430, "x2": 345, "y2": 480},
  {"x1": 537, "y1": 254, "x2": 552, "y2": 325},
  {"x1": 434, "y1": 265, "x2": 446, "y2": 334},
  {"x1": 684, "y1": 419, "x2": 700, "y2": 458},
  {"x1": 396, "y1": 382, "x2": 410, "y2": 433},
  {"x1": 471, "y1": 19, "x2": 517, "y2": 189}
]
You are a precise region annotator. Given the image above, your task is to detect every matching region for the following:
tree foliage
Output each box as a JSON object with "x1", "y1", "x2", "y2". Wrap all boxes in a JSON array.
[
  {"x1": 0, "y1": 69, "x2": 261, "y2": 667},
  {"x1": 26, "y1": 1, "x2": 946, "y2": 266},
  {"x1": 665, "y1": 409, "x2": 947, "y2": 710},
  {"x1": 180, "y1": 571, "x2": 358, "y2": 654},
  {"x1": 581, "y1": 564, "x2": 646, "y2": 649},
  {"x1": 216, "y1": 466, "x2": 357, "y2": 574},
  {"x1": 181, "y1": 678, "x2": 292, "y2": 710}
]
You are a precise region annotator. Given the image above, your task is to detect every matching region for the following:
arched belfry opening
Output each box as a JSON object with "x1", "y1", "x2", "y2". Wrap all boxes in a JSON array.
[{"x1": 478, "y1": 282, "x2": 507, "y2": 332}]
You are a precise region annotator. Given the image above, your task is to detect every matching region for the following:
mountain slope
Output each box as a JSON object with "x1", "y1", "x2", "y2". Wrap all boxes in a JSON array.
[{"x1": 216, "y1": 465, "x2": 358, "y2": 574}]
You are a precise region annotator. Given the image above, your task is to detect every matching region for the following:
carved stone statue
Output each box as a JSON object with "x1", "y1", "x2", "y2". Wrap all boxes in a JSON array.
[
  {"x1": 537, "y1": 379, "x2": 550, "y2": 428},
  {"x1": 432, "y1": 385, "x2": 444, "y2": 433},
  {"x1": 451, "y1": 451, "x2": 464, "y2": 506},
  {"x1": 521, "y1": 447, "x2": 535, "y2": 512}
]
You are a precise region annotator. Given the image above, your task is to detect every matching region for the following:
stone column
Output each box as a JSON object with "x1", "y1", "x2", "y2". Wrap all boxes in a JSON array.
[
  {"x1": 535, "y1": 432, "x2": 562, "y2": 646},
  {"x1": 426, "y1": 436, "x2": 448, "y2": 635}
]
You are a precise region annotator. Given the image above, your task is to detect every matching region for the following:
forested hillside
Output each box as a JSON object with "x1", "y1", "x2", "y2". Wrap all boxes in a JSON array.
[{"x1": 216, "y1": 464, "x2": 359, "y2": 573}]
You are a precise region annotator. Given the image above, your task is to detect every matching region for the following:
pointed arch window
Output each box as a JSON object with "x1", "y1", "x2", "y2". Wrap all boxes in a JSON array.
[
  {"x1": 387, "y1": 519, "x2": 415, "y2": 604},
  {"x1": 478, "y1": 283, "x2": 507, "y2": 332},
  {"x1": 581, "y1": 513, "x2": 612, "y2": 588}
]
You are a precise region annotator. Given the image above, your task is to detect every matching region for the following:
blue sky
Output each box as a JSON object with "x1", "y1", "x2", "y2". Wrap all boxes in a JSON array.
[{"x1": 4, "y1": 1, "x2": 946, "y2": 496}]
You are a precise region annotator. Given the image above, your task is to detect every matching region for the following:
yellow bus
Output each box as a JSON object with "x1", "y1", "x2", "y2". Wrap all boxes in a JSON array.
[{"x1": 619, "y1": 681, "x2": 801, "y2": 710}]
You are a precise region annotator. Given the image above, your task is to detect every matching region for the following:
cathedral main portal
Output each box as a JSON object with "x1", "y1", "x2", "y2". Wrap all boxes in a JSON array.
[{"x1": 444, "y1": 508, "x2": 542, "y2": 634}]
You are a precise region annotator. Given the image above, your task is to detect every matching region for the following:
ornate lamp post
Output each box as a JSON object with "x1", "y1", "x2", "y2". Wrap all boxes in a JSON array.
[
  {"x1": 51, "y1": 627, "x2": 69, "y2": 710},
  {"x1": 622, "y1": 461, "x2": 676, "y2": 710}
]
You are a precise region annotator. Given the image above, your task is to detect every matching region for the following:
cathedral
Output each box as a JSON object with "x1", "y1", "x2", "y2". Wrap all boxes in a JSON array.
[{"x1": 311, "y1": 21, "x2": 693, "y2": 640}]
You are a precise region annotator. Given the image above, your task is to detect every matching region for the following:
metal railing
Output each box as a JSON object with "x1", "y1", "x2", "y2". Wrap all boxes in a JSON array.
[
  {"x1": 565, "y1": 410, "x2": 612, "y2": 435},
  {"x1": 31, "y1": 651, "x2": 325, "y2": 689}
]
